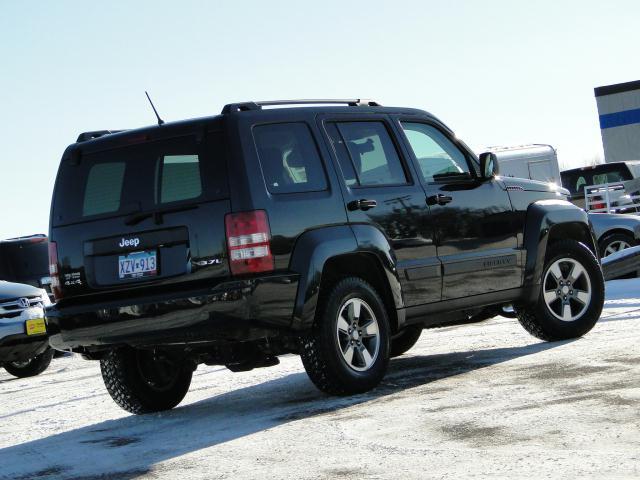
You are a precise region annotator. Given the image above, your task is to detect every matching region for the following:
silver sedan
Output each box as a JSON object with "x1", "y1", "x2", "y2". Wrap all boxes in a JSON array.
[{"x1": 588, "y1": 212, "x2": 640, "y2": 257}]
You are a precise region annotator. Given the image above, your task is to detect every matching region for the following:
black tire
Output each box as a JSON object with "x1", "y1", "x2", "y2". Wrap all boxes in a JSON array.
[
  {"x1": 300, "y1": 277, "x2": 390, "y2": 395},
  {"x1": 100, "y1": 347, "x2": 193, "y2": 414},
  {"x1": 599, "y1": 232, "x2": 636, "y2": 258},
  {"x1": 390, "y1": 325, "x2": 422, "y2": 358},
  {"x1": 515, "y1": 240, "x2": 604, "y2": 341},
  {"x1": 4, "y1": 347, "x2": 54, "y2": 378}
]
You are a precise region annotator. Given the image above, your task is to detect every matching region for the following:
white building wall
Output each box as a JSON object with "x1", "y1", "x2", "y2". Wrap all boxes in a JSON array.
[{"x1": 595, "y1": 80, "x2": 640, "y2": 163}]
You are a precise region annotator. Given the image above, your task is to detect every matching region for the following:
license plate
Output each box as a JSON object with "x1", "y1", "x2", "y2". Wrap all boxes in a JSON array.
[
  {"x1": 25, "y1": 318, "x2": 47, "y2": 336},
  {"x1": 118, "y1": 250, "x2": 158, "y2": 279}
]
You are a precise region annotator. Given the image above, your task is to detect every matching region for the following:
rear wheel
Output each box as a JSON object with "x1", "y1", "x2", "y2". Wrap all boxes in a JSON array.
[
  {"x1": 515, "y1": 240, "x2": 604, "y2": 341},
  {"x1": 3, "y1": 347, "x2": 54, "y2": 378},
  {"x1": 300, "y1": 277, "x2": 390, "y2": 395},
  {"x1": 100, "y1": 347, "x2": 193, "y2": 414},
  {"x1": 390, "y1": 325, "x2": 422, "y2": 358}
]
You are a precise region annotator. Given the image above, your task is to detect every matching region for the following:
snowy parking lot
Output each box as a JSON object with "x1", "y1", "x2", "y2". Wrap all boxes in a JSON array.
[{"x1": 1, "y1": 279, "x2": 639, "y2": 480}]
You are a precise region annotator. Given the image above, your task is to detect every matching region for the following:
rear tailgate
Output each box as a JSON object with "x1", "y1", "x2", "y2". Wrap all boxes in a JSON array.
[{"x1": 50, "y1": 131, "x2": 231, "y2": 303}]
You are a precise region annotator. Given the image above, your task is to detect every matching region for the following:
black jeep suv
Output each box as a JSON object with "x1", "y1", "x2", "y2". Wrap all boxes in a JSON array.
[{"x1": 47, "y1": 99, "x2": 604, "y2": 414}]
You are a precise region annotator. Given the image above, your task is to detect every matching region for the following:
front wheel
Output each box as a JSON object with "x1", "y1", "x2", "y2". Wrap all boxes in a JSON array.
[
  {"x1": 300, "y1": 277, "x2": 390, "y2": 395},
  {"x1": 515, "y1": 240, "x2": 604, "y2": 341},
  {"x1": 100, "y1": 348, "x2": 193, "y2": 414},
  {"x1": 3, "y1": 347, "x2": 54, "y2": 378}
]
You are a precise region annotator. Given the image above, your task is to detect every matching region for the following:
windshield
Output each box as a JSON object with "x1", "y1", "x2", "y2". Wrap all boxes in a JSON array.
[{"x1": 0, "y1": 241, "x2": 49, "y2": 284}]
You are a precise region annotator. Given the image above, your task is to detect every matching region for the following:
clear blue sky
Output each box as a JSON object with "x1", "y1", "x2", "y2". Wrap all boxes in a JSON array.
[{"x1": 1, "y1": 0, "x2": 638, "y2": 239}]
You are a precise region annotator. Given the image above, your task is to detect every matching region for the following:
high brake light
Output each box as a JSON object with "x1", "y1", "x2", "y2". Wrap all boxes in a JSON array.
[
  {"x1": 48, "y1": 241, "x2": 63, "y2": 300},
  {"x1": 225, "y1": 210, "x2": 274, "y2": 275}
]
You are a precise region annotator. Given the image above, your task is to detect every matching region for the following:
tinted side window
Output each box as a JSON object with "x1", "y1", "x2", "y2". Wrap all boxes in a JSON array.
[
  {"x1": 333, "y1": 122, "x2": 407, "y2": 186},
  {"x1": 253, "y1": 123, "x2": 328, "y2": 194},
  {"x1": 401, "y1": 122, "x2": 470, "y2": 183}
]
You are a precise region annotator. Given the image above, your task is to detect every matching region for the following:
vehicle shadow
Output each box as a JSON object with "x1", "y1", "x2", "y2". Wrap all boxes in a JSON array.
[
  {"x1": 599, "y1": 303, "x2": 640, "y2": 322},
  {"x1": 0, "y1": 340, "x2": 570, "y2": 480}
]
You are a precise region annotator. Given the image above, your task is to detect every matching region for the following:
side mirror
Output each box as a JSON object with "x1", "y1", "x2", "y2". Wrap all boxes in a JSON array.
[{"x1": 479, "y1": 152, "x2": 499, "y2": 179}]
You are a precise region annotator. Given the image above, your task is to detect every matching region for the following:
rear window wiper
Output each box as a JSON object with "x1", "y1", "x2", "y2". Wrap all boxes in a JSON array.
[{"x1": 125, "y1": 204, "x2": 198, "y2": 226}]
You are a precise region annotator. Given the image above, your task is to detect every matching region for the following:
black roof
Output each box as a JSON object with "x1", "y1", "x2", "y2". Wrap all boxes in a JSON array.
[
  {"x1": 594, "y1": 80, "x2": 640, "y2": 98},
  {"x1": 70, "y1": 99, "x2": 433, "y2": 153}
]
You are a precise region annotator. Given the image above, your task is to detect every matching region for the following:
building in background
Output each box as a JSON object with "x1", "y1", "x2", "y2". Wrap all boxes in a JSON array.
[{"x1": 595, "y1": 80, "x2": 640, "y2": 163}]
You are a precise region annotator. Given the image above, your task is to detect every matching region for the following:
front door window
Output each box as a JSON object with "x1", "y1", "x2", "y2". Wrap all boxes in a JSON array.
[{"x1": 401, "y1": 122, "x2": 472, "y2": 183}]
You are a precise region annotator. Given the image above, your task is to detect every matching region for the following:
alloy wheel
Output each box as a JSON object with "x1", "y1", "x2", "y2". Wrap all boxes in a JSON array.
[
  {"x1": 336, "y1": 298, "x2": 380, "y2": 372},
  {"x1": 543, "y1": 257, "x2": 592, "y2": 322},
  {"x1": 603, "y1": 240, "x2": 631, "y2": 257}
]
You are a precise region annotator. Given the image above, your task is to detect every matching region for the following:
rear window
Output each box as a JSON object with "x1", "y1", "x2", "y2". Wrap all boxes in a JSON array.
[
  {"x1": 83, "y1": 163, "x2": 126, "y2": 216},
  {"x1": 52, "y1": 133, "x2": 227, "y2": 226},
  {"x1": 561, "y1": 164, "x2": 632, "y2": 196},
  {"x1": 157, "y1": 155, "x2": 202, "y2": 203}
]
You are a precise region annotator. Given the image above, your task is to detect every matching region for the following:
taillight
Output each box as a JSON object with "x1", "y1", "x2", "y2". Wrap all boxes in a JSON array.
[
  {"x1": 48, "y1": 241, "x2": 62, "y2": 300},
  {"x1": 225, "y1": 210, "x2": 274, "y2": 275}
]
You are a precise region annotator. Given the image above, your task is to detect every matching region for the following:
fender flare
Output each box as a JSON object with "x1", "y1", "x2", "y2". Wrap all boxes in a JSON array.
[
  {"x1": 288, "y1": 224, "x2": 403, "y2": 330},
  {"x1": 522, "y1": 199, "x2": 596, "y2": 300}
]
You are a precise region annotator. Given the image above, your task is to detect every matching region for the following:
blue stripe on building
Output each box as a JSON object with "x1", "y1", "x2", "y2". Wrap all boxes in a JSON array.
[{"x1": 599, "y1": 108, "x2": 640, "y2": 129}]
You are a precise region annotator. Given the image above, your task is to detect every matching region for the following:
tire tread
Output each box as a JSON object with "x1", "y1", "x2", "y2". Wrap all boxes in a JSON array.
[
  {"x1": 515, "y1": 239, "x2": 604, "y2": 341},
  {"x1": 300, "y1": 277, "x2": 389, "y2": 395}
]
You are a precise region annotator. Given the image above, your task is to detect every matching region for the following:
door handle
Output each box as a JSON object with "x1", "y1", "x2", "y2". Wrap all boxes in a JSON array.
[
  {"x1": 348, "y1": 199, "x2": 378, "y2": 211},
  {"x1": 426, "y1": 194, "x2": 453, "y2": 206}
]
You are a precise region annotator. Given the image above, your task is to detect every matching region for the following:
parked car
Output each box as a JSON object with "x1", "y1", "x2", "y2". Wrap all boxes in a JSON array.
[
  {"x1": 0, "y1": 280, "x2": 53, "y2": 378},
  {"x1": 47, "y1": 99, "x2": 605, "y2": 414},
  {"x1": 589, "y1": 212, "x2": 640, "y2": 257},
  {"x1": 0, "y1": 235, "x2": 52, "y2": 297},
  {"x1": 561, "y1": 161, "x2": 640, "y2": 211},
  {"x1": 485, "y1": 144, "x2": 560, "y2": 185}
]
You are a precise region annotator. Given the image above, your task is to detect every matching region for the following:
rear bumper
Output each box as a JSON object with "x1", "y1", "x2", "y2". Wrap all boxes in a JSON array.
[{"x1": 46, "y1": 274, "x2": 299, "y2": 351}]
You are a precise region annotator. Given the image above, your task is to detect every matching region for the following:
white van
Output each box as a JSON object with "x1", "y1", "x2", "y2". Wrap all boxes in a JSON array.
[{"x1": 485, "y1": 144, "x2": 560, "y2": 185}]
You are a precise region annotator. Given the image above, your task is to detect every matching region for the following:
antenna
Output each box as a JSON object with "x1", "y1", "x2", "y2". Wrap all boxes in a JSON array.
[{"x1": 145, "y1": 91, "x2": 165, "y2": 125}]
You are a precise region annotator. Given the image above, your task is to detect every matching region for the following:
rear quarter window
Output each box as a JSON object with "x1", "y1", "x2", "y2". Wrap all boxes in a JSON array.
[{"x1": 253, "y1": 122, "x2": 328, "y2": 194}]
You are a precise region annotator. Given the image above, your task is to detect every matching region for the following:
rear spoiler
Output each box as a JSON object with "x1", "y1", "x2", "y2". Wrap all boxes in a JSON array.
[{"x1": 76, "y1": 130, "x2": 126, "y2": 143}]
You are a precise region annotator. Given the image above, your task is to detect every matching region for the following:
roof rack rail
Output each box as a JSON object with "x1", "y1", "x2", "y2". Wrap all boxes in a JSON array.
[
  {"x1": 76, "y1": 130, "x2": 125, "y2": 143},
  {"x1": 221, "y1": 98, "x2": 380, "y2": 114}
]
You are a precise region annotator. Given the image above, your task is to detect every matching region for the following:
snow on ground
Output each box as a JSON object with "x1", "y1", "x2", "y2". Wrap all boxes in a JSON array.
[{"x1": 1, "y1": 280, "x2": 639, "y2": 479}]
